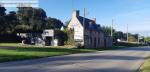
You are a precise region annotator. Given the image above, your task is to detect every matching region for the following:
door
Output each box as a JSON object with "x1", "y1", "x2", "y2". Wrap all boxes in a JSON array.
[{"x1": 45, "y1": 37, "x2": 52, "y2": 46}]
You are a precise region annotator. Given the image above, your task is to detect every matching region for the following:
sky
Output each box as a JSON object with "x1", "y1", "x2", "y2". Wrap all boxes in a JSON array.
[{"x1": 6, "y1": 0, "x2": 150, "y2": 37}]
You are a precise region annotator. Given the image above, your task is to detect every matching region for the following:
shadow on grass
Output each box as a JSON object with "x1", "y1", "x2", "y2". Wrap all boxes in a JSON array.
[
  {"x1": 77, "y1": 46, "x2": 126, "y2": 51},
  {"x1": 1, "y1": 47, "x2": 94, "y2": 53},
  {"x1": 0, "y1": 53, "x2": 144, "y2": 67},
  {"x1": 0, "y1": 46, "x2": 127, "y2": 63},
  {"x1": 0, "y1": 54, "x2": 41, "y2": 63},
  {"x1": 0, "y1": 47, "x2": 96, "y2": 63}
]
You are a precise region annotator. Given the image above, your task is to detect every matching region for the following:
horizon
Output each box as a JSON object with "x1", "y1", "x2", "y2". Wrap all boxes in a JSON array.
[{"x1": 6, "y1": 0, "x2": 150, "y2": 37}]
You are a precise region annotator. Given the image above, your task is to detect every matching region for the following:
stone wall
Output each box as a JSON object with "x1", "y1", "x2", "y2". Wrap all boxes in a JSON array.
[
  {"x1": 84, "y1": 29, "x2": 105, "y2": 48},
  {"x1": 105, "y1": 36, "x2": 113, "y2": 47}
]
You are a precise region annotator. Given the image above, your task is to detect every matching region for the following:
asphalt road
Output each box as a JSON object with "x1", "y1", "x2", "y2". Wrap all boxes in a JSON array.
[{"x1": 0, "y1": 46, "x2": 150, "y2": 72}]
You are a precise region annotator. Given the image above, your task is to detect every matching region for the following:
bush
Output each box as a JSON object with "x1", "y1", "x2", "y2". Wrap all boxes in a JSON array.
[
  {"x1": 64, "y1": 29, "x2": 75, "y2": 45},
  {"x1": 0, "y1": 34, "x2": 22, "y2": 43}
]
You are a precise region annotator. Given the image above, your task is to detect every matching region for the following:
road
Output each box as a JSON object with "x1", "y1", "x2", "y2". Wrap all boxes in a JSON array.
[{"x1": 0, "y1": 46, "x2": 150, "y2": 72}]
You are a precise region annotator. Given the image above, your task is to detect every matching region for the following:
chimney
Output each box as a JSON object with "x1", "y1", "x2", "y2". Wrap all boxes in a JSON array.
[
  {"x1": 93, "y1": 18, "x2": 96, "y2": 23},
  {"x1": 72, "y1": 10, "x2": 79, "y2": 17}
]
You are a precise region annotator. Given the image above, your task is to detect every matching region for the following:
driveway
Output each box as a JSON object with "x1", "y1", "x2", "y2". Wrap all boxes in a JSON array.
[{"x1": 0, "y1": 46, "x2": 150, "y2": 72}]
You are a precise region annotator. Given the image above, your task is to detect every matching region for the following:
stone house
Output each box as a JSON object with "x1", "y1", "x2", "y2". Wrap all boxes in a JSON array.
[{"x1": 67, "y1": 10, "x2": 112, "y2": 48}]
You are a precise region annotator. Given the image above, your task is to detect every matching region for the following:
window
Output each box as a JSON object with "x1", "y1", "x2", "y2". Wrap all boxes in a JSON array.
[
  {"x1": 94, "y1": 37, "x2": 96, "y2": 48},
  {"x1": 90, "y1": 37, "x2": 92, "y2": 44}
]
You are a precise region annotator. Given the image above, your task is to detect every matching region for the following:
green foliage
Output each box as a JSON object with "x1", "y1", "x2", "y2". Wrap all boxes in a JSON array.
[
  {"x1": 0, "y1": 6, "x2": 6, "y2": 34},
  {"x1": 46, "y1": 17, "x2": 63, "y2": 29},
  {"x1": 0, "y1": 6, "x2": 6, "y2": 16},
  {"x1": 101, "y1": 26, "x2": 115, "y2": 36},
  {"x1": 113, "y1": 31, "x2": 124, "y2": 40},
  {"x1": 17, "y1": 7, "x2": 47, "y2": 32},
  {"x1": 0, "y1": 6, "x2": 65, "y2": 34},
  {"x1": 64, "y1": 29, "x2": 75, "y2": 45},
  {"x1": 54, "y1": 30, "x2": 68, "y2": 45},
  {"x1": 144, "y1": 37, "x2": 150, "y2": 42},
  {"x1": 0, "y1": 8, "x2": 19, "y2": 34},
  {"x1": 128, "y1": 34, "x2": 138, "y2": 42},
  {"x1": 5, "y1": 11, "x2": 20, "y2": 33},
  {"x1": 140, "y1": 55, "x2": 150, "y2": 72}
]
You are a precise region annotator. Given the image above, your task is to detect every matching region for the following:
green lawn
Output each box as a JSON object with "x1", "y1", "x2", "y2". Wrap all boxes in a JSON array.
[
  {"x1": 0, "y1": 43, "x2": 21, "y2": 46},
  {"x1": 0, "y1": 47, "x2": 98, "y2": 63},
  {"x1": 140, "y1": 56, "x2": 150, "y2": 72},
  {"x1": 0, "y1": 43, "x2": 127, "y2": 63}
]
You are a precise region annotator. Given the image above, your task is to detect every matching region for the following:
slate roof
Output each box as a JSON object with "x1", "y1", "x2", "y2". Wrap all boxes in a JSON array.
[{"x1": 77, "y1": 16, "x2": 102, "y2": 32}]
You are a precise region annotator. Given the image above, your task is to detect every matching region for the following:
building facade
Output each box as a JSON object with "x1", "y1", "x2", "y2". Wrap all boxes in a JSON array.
[
  {"x1": 68, "y1": 10, "x2": 112, "y2": 48},
  {"x1": 17, "y1": 29, "x2": 60, "y2": 46}
]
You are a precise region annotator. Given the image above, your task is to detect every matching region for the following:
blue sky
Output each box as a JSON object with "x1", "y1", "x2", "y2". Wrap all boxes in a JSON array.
[{"x1": 6, "y1": 0, "x2": 150, "y2": 36}]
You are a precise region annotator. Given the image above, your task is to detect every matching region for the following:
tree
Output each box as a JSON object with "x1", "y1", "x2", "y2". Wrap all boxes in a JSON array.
[
  {"x1": 0, "y1": 6, "x2": 6, "y2": 34},
  {"x1": 16, "y1": 7, "x2": 33, "y2": 31},
  {"x1": 132, "y1": 34, "x2": 138, "y2": 41},
  {"x1": 55, "y1": 30, "x2": 68, "y2": 45},
  {"x1": 46, "y1": 17, "x2": 63, "y2": 30},
  {"x1": 30, "y1": 8, "x2": 47, "y2": 31},
  {"x1": 144, "y1": 37, "x2": 150, "y2": 42},
  {"x1": 139, "y1": 36, "x2": 145, "y2": 43},
  {"x1": 0, "y1": 5, "x2": 6, "y2": 16},
  {"x1": 101, "y1": 26, "x2": 115, "y2": 36},
  {"x1": 5, "y1": 11, "x2": 19, "y2": 33},
  {"x1": 16, "y1": 7, "x2": 47, "y2": 32},
  {"x1": 113, "y1": 31, "x2": 125, "y2": 41},
  {"x1": 128, "y1": 34, "x2": 137, "y2": 42},
  {"x1": 63, "y1": 29, "x2": 75, "y2": 45}
]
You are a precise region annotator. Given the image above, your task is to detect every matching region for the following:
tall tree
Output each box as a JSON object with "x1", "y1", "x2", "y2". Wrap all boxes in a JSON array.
[
  {"x1": 46, "y1": 17, "x2": 63, "y2": 30},
  {"x1": 0, "y1": 6, "x2": 6, "y2": 34},
  {"x1": 5, "y1": 11, "x2": 19, "y2": 33},
  {"x1": 113, "y1": 31, "x2": 124, "y2": 41},
  {"x1": 16, "y1": 7, "x2": 47, "y2": 32},
  {"x1": 16, "y1": 7, "x2": 33, "y2": 31},
  {"x1": 0, "y1": 5, "x2": 6, "y2": 16},
  {"x1": 101, "y1": 26, "x2": 115, "y2": 36},
  {"x1": 30, "y1": 8, "x2": 47, "y2": 31},
  {"x1": 128, "y1": 34, "x2": 137, "y2": 42},
  {"x1": 144, "y1": 37, "x2": 150, "y2": 42}
]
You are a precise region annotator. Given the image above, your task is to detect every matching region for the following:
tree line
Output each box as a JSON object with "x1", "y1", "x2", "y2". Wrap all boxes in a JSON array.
[
  {"x1": 0, "y1": 6, "x2": 149, "y2": 44},
  {"x1": 0, "y1": 6, "x2": 63, "y2": 34},
  {"x1": 101, "y1": 26, "x2": 144, "y2": 43}
]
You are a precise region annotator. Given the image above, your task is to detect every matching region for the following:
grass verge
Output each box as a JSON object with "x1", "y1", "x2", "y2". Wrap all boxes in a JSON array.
[
  {"x1": 140, "y1": 56, "x2": 150, "y2": 72},
  {"x1": 0, "y1": 43, "x2": 126, "y2": 63},
  {"x1": 0, "y1": 47, "x2": 97, "y2": 63}
]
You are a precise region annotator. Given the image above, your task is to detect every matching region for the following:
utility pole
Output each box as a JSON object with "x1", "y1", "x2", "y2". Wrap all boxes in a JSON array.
[
  {"x1": 72, "y1": 0, "x2": 74, "y2": 11},
  {"x1": 127, "y1": 24, "x2": 129, "y2": 42},
  {"x1": 83, "y1": 8, "x2": 86, "y2": 29},
  {"x1": 138, "y1": 34, "x2": 140, "y2": 44},
  {"x1": 111, "y1": 19, "x2": 114, "y2": 37}
]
